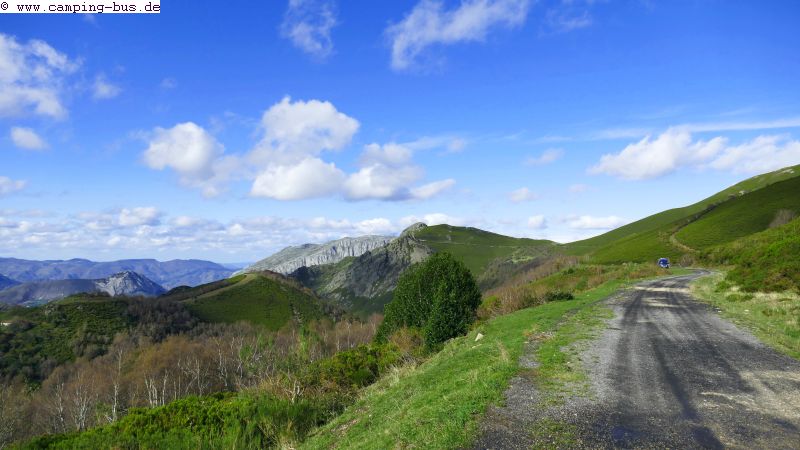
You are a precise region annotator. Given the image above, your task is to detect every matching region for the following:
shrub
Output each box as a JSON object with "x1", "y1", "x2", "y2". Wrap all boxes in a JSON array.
[
  {"x1": 544, "y1": 291, "x2": 574, "y2": 302},
  {"x1": 306, "y1": 344, "x2": 401, "y2": 390},
  {"x1": 377, "y1": 252, "x2": 482, "y2": 349}
]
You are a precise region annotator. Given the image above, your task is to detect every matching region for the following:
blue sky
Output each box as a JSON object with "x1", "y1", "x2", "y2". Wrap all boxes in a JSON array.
[{"x1": 1, "y1": 0, "x2": 799, "y2": 263}]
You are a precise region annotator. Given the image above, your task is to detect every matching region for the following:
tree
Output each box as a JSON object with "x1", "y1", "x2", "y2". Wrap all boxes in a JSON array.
[{"x1": 377, "y1": 252, "x2": 482, "y2": 348}]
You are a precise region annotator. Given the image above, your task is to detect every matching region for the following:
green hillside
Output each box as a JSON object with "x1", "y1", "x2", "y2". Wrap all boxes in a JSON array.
[
  {"x1": 564, "y1": 165, "x2": 800, "y2": 263},
  {"x1": 174, "y1": 272, "x2": 323, "y2": 330},
  {"x1": 676, "y1": 176, "x2": 800, "y2": 249},
  {"x1": 703, "y1": 216, "x2": 800, "y2": 293},
  {"x1": 412, "y1": 225, "x2": 554, "y2": 275}
]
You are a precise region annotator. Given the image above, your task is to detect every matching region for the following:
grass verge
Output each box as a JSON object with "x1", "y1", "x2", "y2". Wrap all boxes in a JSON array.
[
  {"x1": 301, "y1": 281, "x2": 624, "y2": 450},
  {"x1": 691, "y1": 273, "x2": 800, "y2": 359}
]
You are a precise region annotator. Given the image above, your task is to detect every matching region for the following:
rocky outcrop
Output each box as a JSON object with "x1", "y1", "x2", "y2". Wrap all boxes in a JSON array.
[
  {"x1": 290, "y1": 226, "x2": 434, "y2": 308},
  {"x1": 243, "y1": 235, "x2": 394, "y2": 275},
  {"x1": 0, "y1": 271, "x2": 166, "y2": 306}
]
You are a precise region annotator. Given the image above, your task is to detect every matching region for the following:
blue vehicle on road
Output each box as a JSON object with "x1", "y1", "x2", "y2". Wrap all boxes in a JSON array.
[{"x1": 658, "y1": 258, "x2": 671, "y2": 268}]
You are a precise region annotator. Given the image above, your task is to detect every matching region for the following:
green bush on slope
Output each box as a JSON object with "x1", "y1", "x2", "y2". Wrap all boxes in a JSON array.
[
  {"x1": 376, "y1": 252, "x2": 482, "y2": 348},
  {"x1": 703, "y1": 217, "x2": 800, "y2": 293}
]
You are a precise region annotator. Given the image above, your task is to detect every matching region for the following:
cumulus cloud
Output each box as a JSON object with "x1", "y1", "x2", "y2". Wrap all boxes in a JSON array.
[
  {"x1": 92, "y1": 73, "x2": 121, "y2": 99},
  {"x1": 143, "y1": 98, "x2": 455, "y2": 202},
  {"x1": 251, "y1": 157, "x2": 345, "y2": 200},
  {"x1": 590, "y1": 128, "x2": 800, "y2": 180},
  {"x1": 118, "y1": 207, "x2": 162, "y2": 227},
  {"x1": 0, "y1": 176, "x2": 26, "y2": 196},
  {"x1": 567, "y1": 215, "x2": 627, "y2": 230},
  {"x1": 280, "y1": 0, "x2": 338, "y2": 59},
  {"x1": 527, "y1": 214, "x2": 547, "y2": 229},
  {"x1": 509, "y1": 187, "x2": 539, "y2": 202},
  {"x1": 10, "y1": 126, "x2": 48, "y2": 150},
  {"x1": 0, "y1": 33, "x2": 79, "y2": 118},
  {"x1": 142, "y1": 122, "x2": 230, "y2": 197},
  {"x1": 251, "y1": 96, "x2": 359, "y2": 164},
  {"x1": 386, "y1": 0, "x2": 531, "y2": 70},
  {"x1": 525, "y1": 148, "x2": 563, "y2": 166}
]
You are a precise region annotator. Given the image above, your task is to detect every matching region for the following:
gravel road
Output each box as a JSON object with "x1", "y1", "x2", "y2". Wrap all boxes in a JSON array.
[{"x1": 475, "y1": 271, "x2": 800, "y2": 449}]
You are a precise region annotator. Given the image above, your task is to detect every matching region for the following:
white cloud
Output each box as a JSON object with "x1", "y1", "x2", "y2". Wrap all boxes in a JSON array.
[
  {"x1": 509, "y1": 187, "x2": 539, "y2": 202},
  {"x1": 568, "y1": 215, "x2": 628, "y2": 230},
  {"x1": 143, "y1": 98, "x2": 454, "y2": 202},
  {"x1": 410, "y1": 179, "x2": 456, "y2": 199},
  {"x1": 118, "y1": 207, "x2": 162, "y2": 227},
  {"x1": 527, "y1": 215, "x2": 547, "y2": 229},
  {"x1": 344, "y1": 142, "x2": 454, "y2": 201},
  {"x1": 251, "y1": 157, "x2": 345, "y2": 200},
  {"x1": 143, "y1": 122, "x2": 221, "y2": 174},
  {"x1": 525, "y1": 148, "x2": 563, "y2": 166},
  {"x1": 0, "y1": 176, "x2": 26, "y2": 196},
  {"x1": 10, "y1": 126, "x2": 48, "y2": 150},
  {"x1": 589, "y1": 129, "x2": 726, "y2": 180},
  {"x1": 0, "y1": 33, "x2": 79, "y2": 118},
  {"x1": 399, "y1": 212, "x2": 467, "y2": 227},
  {"x1": 708, "y1": 135, "x2": 800, "y2": 174},
  {"x1": 92, "y1": 73, "x2": 121, "y2": 99},
  {"x1": 590, "y1": 128, "x2": 800, "y2": 180},
  {"x1": 280, "y1": 0, "x2": 338, "y2": 59},
  {"x1": 142, "y1": 122, "x2": 230, "y2": 197},
  {"x1": 386, "y1": 0, "x2": 531, "y2": 70},
  {"x1": 252, "y1": 96, "x2": 359, "y2": 164}
]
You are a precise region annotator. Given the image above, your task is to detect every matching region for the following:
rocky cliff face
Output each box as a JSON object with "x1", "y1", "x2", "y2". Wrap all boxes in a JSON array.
[
  {"x1": 290, "y1": 224, "x2": 434, "y2": 311},
  {"x1": 94, "y1": 271, "x2": 166, "y2": 297},
  {"x1": 244, "y1": 235, "x2": 394, "y2": 275},
  {"x1": 0, "y1": 271, "x2": 166, "y2": 306}
]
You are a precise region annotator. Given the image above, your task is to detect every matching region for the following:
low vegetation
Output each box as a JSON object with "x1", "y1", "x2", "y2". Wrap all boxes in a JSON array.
[
  {"x1": 413, "y1": 224, "x2": 554, "y2": 276},
  {"x1": 185, "y1": 273, "x2": 323, "y2": 330},
  {"x1": 301, "y1": 279, "x2": 626, "y2": 450},
  {"x1": 692, "y1": 273, "x2": 800, "y2": 359},
  {"x1": 701, "y1": 217, "x2": 800, "y2": 293}
]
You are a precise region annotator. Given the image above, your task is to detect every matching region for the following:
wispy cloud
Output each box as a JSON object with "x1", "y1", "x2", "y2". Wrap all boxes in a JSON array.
[
  {"x1": 509, "y1": 187, "x2": 539, "y2": 202},
  {"x1": 280, "y1": 0, "x2": 338, "y2": 60},
  {"x1": 386, "y1": 0, "x2": 531, "y2": 71},
  {"x1": 92, "y1": 73, "x2": 121, "y2": 100},
  {"x1": 0, "y1": 176, "x2": 27, "y2": 197},
  {"x1": 10, "y1": 126, "x2": 48, "y2": 150},
  {"x1": 525, "y1": 148, "x2": 564, "y2": 166}
]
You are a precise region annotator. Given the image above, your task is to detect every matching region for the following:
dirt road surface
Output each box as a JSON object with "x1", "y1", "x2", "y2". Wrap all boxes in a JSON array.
[{"x1": 475, "y1": 272, "x2": 800, "y2": 449}]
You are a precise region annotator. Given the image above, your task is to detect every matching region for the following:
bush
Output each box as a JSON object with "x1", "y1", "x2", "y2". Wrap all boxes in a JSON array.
[
  {"x1": 544, "y1": 291, "x2": 574, "y2": 302},
  {"x1": 377, "y1": 252, "x2": 482, "y2": 349},
  {"x1": 306, "y1": 344, "x2": 401, "y2": 390}
]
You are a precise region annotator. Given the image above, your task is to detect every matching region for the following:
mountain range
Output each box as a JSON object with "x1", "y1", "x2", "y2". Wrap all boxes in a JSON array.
[
  {"x1": 0, "y1": 258, "x2": 233, "y2": 289},
  {"x1": 0, "y1": 271, "x2": 166, "y2": 306}
]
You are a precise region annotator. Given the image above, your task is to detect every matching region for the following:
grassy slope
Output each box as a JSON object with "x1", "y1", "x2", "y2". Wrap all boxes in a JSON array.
[
  {"x1": 692, "y1": 273, "x2": 800, "y2": 359},
  {"x1": 301, "y1": 281, "x2": 623, "y2": 450},
  {"x1": 184, "y1": 273, "x2": 322, "y2": 330},
  {"x1": 676, "y1": 176, "x2": 800, "y2": 249},
  {"x1": 413, "y1": 225, "x2": 554, "y2": 276},
  {"x1": 702, "y1": 216, "x2": 800, "y2": 293},
  {"x1": 563, "y1": 164, "x2": 800, "y2": 261}
]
